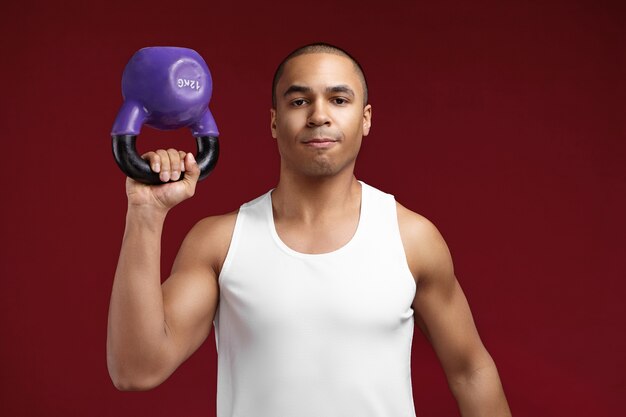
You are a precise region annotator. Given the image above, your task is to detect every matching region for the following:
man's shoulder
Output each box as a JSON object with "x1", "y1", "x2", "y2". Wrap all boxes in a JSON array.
[
  {"x1": 192, "y1": 209, "x2": 239, "y2": 237},
  {"x1": 190, "y1": 188, "x2": 272, "y2": 236},
  {"x1": 187, "y1": 188, "x2": 268, "y2": 243},
  {"x1": 360, "y1": 181, "x2": 442, "y2": 247},
  {"x1": 394, "y1": 200, "x2": 453, "y2": 281},
  {"x1": 395, "y1": 201, "x2": 442, "y2": 249},
  {"x1": 181, "y1": 210, "x2": 239, "y2": 276}
]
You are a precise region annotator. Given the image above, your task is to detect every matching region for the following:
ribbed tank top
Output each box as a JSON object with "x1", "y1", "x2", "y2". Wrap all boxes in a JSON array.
[{"x1": 213, "y1": 181, "x2": 417, "y2": 417}]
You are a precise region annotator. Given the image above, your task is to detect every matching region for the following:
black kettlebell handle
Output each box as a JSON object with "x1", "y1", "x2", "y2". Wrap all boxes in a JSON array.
[{"x1": 112, "y1": 134, "x2": 219, "y2": 185}]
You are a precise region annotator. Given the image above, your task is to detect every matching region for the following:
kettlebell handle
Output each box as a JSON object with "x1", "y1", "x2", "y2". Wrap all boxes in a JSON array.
[{"x1": 112, "y1": 134, "x2": 219, "y2": 185}]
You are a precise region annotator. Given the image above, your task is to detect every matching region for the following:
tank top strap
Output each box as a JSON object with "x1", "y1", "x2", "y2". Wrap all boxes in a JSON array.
[{"x1": 355, "y1": 181, "x2": 409, "y2": 267}]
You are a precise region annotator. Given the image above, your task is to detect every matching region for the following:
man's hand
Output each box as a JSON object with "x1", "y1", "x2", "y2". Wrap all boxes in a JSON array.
[{"x1": 126, "y1": 149, "x2": 200, "y2": 213}]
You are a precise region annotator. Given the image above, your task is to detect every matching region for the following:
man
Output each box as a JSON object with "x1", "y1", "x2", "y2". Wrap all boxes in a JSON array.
[{"x1": 107, "y1": 43, "x2": 512, "y2": 417}]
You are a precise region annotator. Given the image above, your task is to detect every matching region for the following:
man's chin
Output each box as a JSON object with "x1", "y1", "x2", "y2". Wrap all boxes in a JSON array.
[
  {"x1": 302, "y1": 159, "x2": 354, "y2": 178},
  {"x1": 283, "y1": 154, "x2": 355, "y2": 179}
]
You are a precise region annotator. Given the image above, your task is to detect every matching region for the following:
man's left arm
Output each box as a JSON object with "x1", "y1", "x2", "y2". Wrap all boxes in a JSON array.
[{"x1": 397, "y1": 203, "x2": 512, "y2": 417}]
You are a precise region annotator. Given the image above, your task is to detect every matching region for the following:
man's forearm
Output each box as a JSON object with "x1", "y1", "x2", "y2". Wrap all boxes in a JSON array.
[
  {"x1": 107, "y1": 206, "x2": 171, "y2": 389},
  {"x1": 449, "y1": 360, "x2": 512, "y2": 417}
]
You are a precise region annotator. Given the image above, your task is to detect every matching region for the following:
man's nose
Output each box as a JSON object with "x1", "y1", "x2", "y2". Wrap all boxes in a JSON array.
[{"x1": 306, "y1": 101, "x2": 331, "y2": 127}]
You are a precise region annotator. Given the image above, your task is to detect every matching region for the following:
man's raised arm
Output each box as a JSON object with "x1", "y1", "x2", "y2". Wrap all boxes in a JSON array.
[{"x1": 106, "y1": 151, "x2": 228, "y2": 391}]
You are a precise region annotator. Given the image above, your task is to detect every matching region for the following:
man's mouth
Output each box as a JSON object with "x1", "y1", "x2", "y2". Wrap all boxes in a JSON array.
[{"x1": 302, "y1": 138, "x2": 338, "y2": 148}]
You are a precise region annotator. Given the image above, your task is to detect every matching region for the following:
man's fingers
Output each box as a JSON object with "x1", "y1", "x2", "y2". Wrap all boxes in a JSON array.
[
  {"x1": 183, "y1": 152, "x2": 200, "y2": 183},
  {"x1": 141, "y1": 151, "x2": 161, "y2": 173},
  {"x1": 155, "y1": 149, "x2": 171, "y2": 182},
  {"x1": 179, "y1": 151, "x2": 187, "y2": 172},
  {"x1": 141, "y1": 149, "x2": 193, "y2": 182},
  {"x1": 167, "y1": 148, "x2": 181, "y2": 181}
]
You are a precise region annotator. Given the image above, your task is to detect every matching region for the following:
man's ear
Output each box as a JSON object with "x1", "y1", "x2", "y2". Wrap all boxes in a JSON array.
[
  {"x1": 362, "y1": 104, "x2": 372, "y2": 136},
  {"x1": 270, "y1": 108, "x2": 277, "y2": 139}
]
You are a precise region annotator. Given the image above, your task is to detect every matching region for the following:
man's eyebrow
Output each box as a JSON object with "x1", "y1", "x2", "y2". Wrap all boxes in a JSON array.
[
  {"x1": 326, "y1": 85, "x2": 355, "y2": 98},
  {"x1": 283, "y1": 85, "x2": 312, "y2": 97},
  {"x1": 282, "y1": 84, "x2": 356, "y2": 98}
]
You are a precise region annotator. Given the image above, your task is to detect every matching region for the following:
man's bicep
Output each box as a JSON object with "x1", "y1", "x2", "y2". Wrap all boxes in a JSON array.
[
  {"x1": 162, "y1": 267, "x2": 219, "y2": 365},
  {"x1": 161, "y1": 215, "x2": 232, "y2": 367},
  {"x1": 414, "y1": 274, "x2": 486, "y2": 378},
  {"x1": 399, "y1": 207, "x2": 488, "y2": 378}
]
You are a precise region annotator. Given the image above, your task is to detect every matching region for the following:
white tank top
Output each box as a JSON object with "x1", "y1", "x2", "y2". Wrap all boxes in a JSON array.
[{"x1": 213, "y1": 181, "x2": 417, "y2": 417}]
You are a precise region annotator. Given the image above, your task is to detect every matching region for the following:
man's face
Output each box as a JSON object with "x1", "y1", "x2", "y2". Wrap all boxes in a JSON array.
[{"x1": 271, "y1": 53, "x2": 372, "y2": 178}]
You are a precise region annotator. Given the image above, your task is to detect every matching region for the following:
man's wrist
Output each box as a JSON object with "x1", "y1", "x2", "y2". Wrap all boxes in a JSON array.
[{"x1": 126, "y1": 204, "x2": 169, "y2": 225}]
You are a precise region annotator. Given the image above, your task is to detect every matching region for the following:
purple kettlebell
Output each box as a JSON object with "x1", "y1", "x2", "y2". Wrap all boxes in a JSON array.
[{"x1": 111, "y1": 46, "x2": 219, "y2": 184}]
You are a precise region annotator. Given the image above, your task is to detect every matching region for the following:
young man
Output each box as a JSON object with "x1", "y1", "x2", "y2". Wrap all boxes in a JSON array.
[{"x1": 107, "y1": 43, "x2": 511, "y2": 417}]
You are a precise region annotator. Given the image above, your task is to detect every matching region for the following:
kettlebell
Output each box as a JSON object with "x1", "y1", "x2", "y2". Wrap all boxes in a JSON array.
[{"x1": 111, "y1": 46, "x2": 219, "y2": 184}]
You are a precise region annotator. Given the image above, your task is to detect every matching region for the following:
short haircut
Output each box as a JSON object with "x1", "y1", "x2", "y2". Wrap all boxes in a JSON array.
[{"x1": 271, "y1": 42, "x2": 368, "y2": 108}]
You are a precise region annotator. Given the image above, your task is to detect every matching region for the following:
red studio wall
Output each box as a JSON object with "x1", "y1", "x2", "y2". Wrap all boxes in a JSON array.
[{"x1": 1, "y1": 1, "x2": 624, "y2": 416}]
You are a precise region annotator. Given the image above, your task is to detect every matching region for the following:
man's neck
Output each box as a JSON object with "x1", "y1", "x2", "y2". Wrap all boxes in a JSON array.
[{"x1": 271, "y1": 170, "x2": 362, "y2": 225}]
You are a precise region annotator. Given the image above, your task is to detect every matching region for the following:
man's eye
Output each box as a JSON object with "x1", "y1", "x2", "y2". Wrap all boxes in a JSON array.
[
  {"x1": 291, "y1": 99, "x2": 307, "y2": 107},
  {"x1": 333, "y1": 98, "x2": 348, "y2": 105}
]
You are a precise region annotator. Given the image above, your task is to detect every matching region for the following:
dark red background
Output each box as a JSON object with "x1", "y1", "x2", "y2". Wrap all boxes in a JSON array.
[{"x1": 1, "y1": 0, "x2": 624, "y2": 415}]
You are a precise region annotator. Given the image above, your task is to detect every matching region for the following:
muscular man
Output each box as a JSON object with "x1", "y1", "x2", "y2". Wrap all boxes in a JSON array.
[{"x1": 107, "y1": 43, "x2": 511, "y2": 417}]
